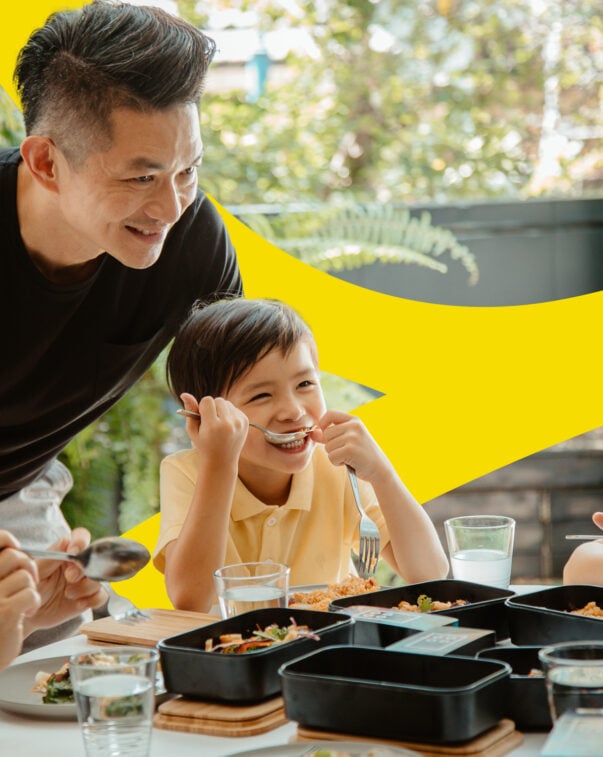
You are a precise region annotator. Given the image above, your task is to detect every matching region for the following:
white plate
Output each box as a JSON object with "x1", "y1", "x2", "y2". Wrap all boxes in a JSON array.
[
  {"x1": 224, "y1": 742, "x2": 417, "y2": 757},
  {"x1": 0, "y1": 655, "x2": 77, "y2": 720}
]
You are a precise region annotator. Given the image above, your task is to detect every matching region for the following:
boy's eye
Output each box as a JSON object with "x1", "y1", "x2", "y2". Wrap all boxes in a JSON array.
[
  {"x1": 249, "y1": 392, "x2": 270, "y2": 402},
  {"x1": 298, "y1": 380, "x2": 316, "y2": 388}
]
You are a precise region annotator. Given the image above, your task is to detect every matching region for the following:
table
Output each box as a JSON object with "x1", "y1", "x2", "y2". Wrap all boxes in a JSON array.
[
  {"x1": 0, "y1": 633, "x2": 547, "y2": 757},
  {"x1": 2, "y1": 587, "x2": 553, "y2": 756}
]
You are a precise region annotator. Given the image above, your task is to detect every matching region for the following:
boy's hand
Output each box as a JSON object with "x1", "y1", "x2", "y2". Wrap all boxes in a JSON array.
[
  {"x1": 317, "y1": 409, "x2": 391, "y2": 482},
  {"x1": 181, "y1": 392, "x2": 248, "y2": 463}
]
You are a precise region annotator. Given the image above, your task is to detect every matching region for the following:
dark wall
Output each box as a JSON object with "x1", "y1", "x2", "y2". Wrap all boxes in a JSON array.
[
  {"x1": 423, "y1": 431, "x2": 603, "y2": 582},
  {"x1": 331, "y1": 198, "x2": 603, "y2": 306}
]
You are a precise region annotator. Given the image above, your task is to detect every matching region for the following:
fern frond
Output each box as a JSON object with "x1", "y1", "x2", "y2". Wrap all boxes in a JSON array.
[{"x1": 239, "y1": 201, "x2": 479, "y2": 284}]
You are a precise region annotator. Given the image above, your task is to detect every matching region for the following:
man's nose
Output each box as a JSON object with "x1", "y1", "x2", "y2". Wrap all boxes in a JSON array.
[{"x1": 145, "y1": 180, "x2": 190, "y2": 224}]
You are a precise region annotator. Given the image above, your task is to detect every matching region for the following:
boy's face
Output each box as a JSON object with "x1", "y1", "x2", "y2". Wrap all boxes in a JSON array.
[{"x1": 226, "y1": 337, "x2": 326, "y2": 488}]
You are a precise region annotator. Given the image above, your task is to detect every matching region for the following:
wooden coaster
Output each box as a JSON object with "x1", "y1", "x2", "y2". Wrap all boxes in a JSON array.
[
  {"x1": 295, "y1": 719, "x2": 523, "y2": 757},
  {"x1": 80, "y1": 608, "x2": 219, "y2": 647},
  {"x1": 154, "y1": 695, "x2": 287, "y2": 736}
]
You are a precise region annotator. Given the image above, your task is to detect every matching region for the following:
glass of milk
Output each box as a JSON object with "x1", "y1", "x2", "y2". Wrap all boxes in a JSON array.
[
  {"x1": 444, "y1": 515, "x2": 515, "y2": 589},
  {"x1": 214, "y1": 560, "x2": 290, "y2": 618}
]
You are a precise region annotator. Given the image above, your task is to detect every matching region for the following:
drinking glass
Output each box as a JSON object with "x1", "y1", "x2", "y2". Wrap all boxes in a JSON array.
[
  {"x1": 214, "y1": 560, "x2": 290, "y2": 618},
  {"x1": 70, "y1": 646, "x2": 158, "y2": 757},
  {"x1": 539, "y1": 641, "x2": 603, "y2": 722},
  {"x1": 444, "y1": 515, "x2": 515, "y2": 589}
]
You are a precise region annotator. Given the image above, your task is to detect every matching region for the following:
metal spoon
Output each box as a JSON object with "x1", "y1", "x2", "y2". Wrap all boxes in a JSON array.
[
  {"x1": 565, "y1": 534, "x2": 603, "y2": 541},
  {"x1": 177, "y1": 408, "x2": 316, "y2": 445},
  {"x1": 21, "y1": 536, "x2": 150, "y2": 581}
]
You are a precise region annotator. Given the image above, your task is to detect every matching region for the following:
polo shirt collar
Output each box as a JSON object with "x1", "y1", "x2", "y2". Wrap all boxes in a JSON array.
[{"x1": 231, "y1": 463, "x2": 315, "y2": 521}]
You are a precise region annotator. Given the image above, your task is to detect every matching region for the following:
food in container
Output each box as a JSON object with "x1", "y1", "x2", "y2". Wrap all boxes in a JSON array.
[
  {"x1": 158, "y1": 607, "x2": 353, "y2": 703},
  {"x1": 506, "y1": 585, "x2": 603, "y2": 645}
]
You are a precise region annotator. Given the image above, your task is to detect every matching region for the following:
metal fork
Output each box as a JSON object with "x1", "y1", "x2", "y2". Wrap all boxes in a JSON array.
[
  {"x1": 346, "y1": 465, "x2": 381, "y2": 578},
  {"x1": 102, "y1": 583, "x2": 150, "y2": 624}
]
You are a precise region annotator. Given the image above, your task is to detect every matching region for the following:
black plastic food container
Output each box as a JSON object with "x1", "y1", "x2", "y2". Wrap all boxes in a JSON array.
[
  {"x1": 158, "y1": 607, "x2": 353, "y2": 703},
  {"x1": 506, "y1": 585, "x2": 603, "y2": 645},
  {"x1": 330, "y1": 579, "x2": 514, "y2": 644},
  {"x1": 476, "y1": 645, "x2": 551, "y2": 730},
  {"x1": 279, "y1": 645, "x2": 511, "y2": 744}
]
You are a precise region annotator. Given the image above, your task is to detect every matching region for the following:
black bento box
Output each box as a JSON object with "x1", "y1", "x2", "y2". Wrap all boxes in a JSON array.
[
  {"x1": 476, "y1": 645, "x2": 551, "y2": 730},
  {"x1": 157, "y1": 607, "x2": 353, "y2": 703},
  {"x1": 506, "y1": 585, "x2": 603, "y2": 645},
  {"x1": 279, "y1": 645, "x2": 511, "y2": 744},
  {"x1": 329, "y1": 579, "x2": 515, "y2": 644}
]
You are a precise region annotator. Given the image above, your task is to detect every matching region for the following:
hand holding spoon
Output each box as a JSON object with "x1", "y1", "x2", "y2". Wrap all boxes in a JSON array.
[
  {"x1": 177, "y1": 408, "x2": 316, "y2": 445},
  {"x1": 21, "y1": 536, "x2": 150, "y2": 581}
]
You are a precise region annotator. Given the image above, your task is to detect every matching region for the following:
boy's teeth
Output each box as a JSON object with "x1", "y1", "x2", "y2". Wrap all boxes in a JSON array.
[{"x1": 273, "y1": 438, "x2": 304, "y2": 449}]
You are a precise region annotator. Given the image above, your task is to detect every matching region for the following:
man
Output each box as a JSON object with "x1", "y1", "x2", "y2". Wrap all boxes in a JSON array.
[{"x1": 0, "y1": 1, "x2": 242, "y2": 648}]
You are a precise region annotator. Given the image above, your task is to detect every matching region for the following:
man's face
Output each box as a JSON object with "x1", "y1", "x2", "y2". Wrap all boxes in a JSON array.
[{"x1": 53, "y1": 103, "x2": 203, "y2": 268}]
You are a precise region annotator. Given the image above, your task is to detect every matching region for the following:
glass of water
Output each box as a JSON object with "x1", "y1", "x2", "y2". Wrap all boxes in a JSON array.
[
  {"x1": 444, "y1": 515, "x2": 515, "y2": 589},
  {"x1": 214, "y1": 560, "x2": 290, "y2": 618},
  {"x1": 539, "y1": 641, "x2": 603, "y2": 722},
  {"x1": 70, "y1": 646, "x2": 158, "y2": 757}
]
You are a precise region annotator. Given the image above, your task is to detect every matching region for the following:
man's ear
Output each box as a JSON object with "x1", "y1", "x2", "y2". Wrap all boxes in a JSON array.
[{"x1": 20, "y1": 136, "x2": 62, "y2": 194}]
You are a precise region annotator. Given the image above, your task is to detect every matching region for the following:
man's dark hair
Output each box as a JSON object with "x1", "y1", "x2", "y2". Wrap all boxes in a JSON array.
[
  {"x1": 14, "y1": 0, "x2": 216, "y2": 161},
  {"x1": 167, "y1": 298, "x2": 315, "y2": 401}
]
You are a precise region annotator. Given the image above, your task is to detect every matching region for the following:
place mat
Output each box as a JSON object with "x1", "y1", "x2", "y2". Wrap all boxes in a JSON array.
[
  {"x1": 80, "y1": 608, "x2": 219, "y2": 647},
  {"x1": 154, "y1": 695, "x2": 287, "y2": 736},
  {"x1": 295, "y1": 719, "x2": 523, "y2": 757}
]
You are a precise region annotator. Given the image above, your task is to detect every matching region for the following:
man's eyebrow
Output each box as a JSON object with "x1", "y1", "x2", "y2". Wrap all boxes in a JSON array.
[{"x1": 123, "y1": 152, "x2": 204, "y2": 171}]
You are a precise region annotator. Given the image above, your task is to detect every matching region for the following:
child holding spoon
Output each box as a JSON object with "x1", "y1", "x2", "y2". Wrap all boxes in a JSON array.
[{"x1": 154, "y1": 297, "x2": 448, "y2": 612}]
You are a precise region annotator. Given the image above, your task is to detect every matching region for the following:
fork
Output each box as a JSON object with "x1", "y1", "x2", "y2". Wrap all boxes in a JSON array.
[
  {"x1": 346, "y1": 465, "x2": 381, "y2": 579},
  {"x1": 102, "y1": 583, "x2": 151, "y2": 623}
]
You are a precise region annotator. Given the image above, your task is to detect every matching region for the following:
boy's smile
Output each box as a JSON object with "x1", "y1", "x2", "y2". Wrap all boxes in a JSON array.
[{"x1": 225, "y1": 338, "x2": 326, "y2": 504}]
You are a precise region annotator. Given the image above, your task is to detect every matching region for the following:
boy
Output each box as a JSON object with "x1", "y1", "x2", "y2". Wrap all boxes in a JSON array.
[{"x1": 154, "y1": 298, "x2": 448, "y2": 611}]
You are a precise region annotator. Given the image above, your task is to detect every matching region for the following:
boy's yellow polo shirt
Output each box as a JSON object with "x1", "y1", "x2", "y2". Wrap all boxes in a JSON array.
[{"x1": 154, "y1": 445, "x2": 390, "y2": 586}]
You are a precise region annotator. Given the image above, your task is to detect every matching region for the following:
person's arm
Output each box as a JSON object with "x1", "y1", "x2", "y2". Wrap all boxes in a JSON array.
[
  {"x1": 0, "y1": 530, "x2": 40, "y2": 670},
  {"x1": 163, "y1": 393, "x2": 248, "y2": 612},
  {"x1": 21, "y1": 527, "x2": 107, "y2": 638},
  {"x1": 563, "y1": 511, "x2": 603, "y2": 585},
  {"x1": 316, "y1": 410, "x2": 449, "y2": 583}
]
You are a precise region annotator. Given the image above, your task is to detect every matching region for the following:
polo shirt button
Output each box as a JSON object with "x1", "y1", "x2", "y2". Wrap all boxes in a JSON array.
[{"x1": 266, "y1": 517, "x2": 277, "y2": 526}]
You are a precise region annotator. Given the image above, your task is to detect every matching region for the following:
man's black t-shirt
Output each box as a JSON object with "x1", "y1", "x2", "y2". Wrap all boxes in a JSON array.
[{"x1": 0, "y1": 147, "x2": 242, "y2": 497}]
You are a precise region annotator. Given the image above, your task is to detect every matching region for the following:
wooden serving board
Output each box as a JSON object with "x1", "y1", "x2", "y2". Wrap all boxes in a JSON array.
[
  {"x1": 154, "y1": 695, "x2": 287, "y2": 736},
  {"x1": 296, "y1": 719, "x2": 523, "y2": 757},
  {"x1": 79, "y1": 608, "x2": 219, "y2": 646}
]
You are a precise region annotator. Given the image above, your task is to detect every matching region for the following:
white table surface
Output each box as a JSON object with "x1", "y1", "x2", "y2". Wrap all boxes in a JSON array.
[{"x1": 0, "y1": 585, "x2": 549, "y2": 757}]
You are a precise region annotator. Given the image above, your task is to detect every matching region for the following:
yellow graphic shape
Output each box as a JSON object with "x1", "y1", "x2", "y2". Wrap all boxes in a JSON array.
[
  {"x1": 4, "y1": 2, "x2": 602, "y2": 609},
  {"x1": 1, "y1": 2, "x2": 83, "y2": 106}
]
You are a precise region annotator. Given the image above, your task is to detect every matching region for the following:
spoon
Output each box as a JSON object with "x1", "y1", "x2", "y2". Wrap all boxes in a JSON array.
[
  {"x1": 565, "y1": 534, "x2": 603, "y2": 541},
  {"x1": 21, "y1": 536, "x2": 151, "y2": 581},
  {"x1": 177, "y1": 408, "x2": 316, "y2": 445}
]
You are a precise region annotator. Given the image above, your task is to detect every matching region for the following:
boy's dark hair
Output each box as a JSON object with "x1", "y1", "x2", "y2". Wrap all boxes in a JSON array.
[
  {"x1": 167, "y1": 298, "x2": 315, "y2": 401},
  {"x1": 14, "y1": 0, "x2": 216, "y2": 163}
]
